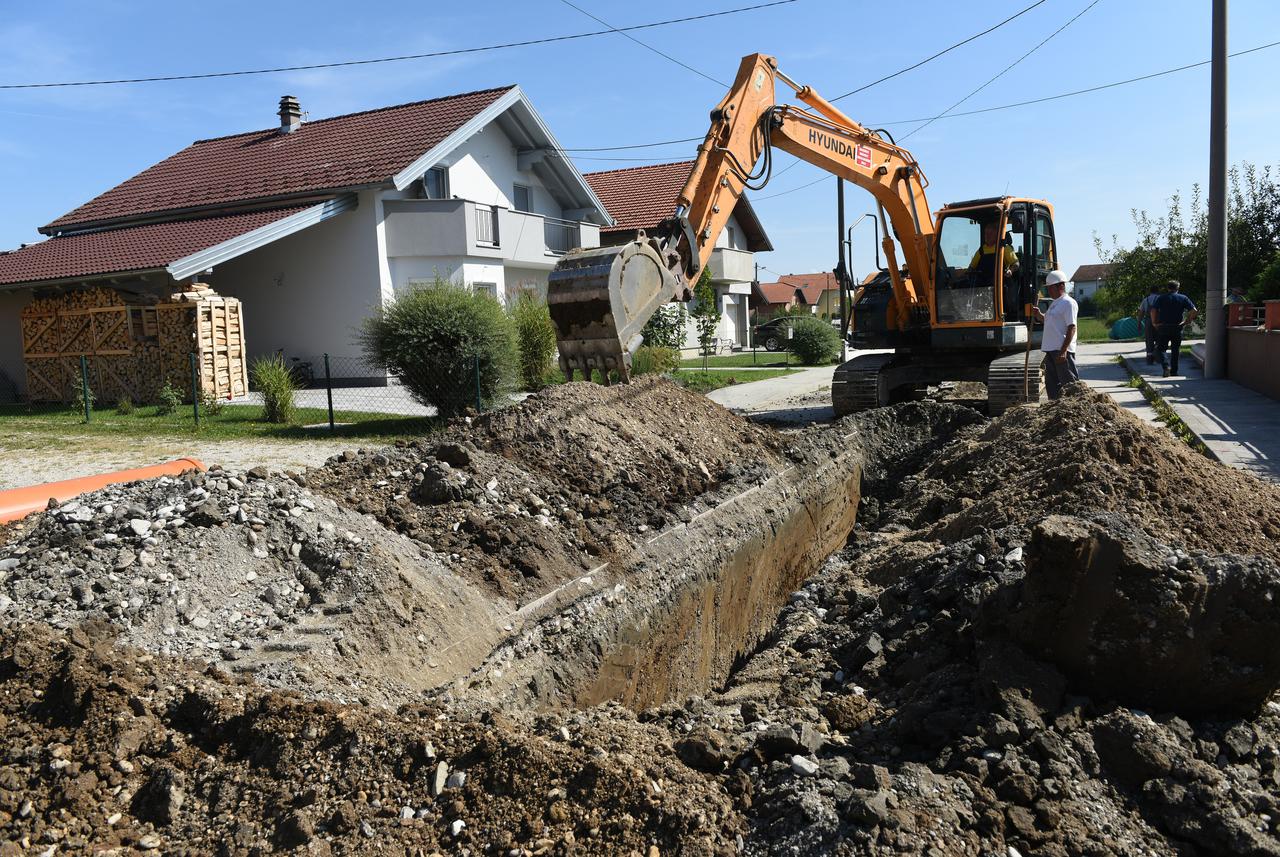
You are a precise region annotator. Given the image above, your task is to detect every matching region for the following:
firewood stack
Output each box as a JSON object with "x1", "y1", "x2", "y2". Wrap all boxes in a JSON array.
[{"x1": 20, "y1": 283, "x2": 247, "y2": 405}]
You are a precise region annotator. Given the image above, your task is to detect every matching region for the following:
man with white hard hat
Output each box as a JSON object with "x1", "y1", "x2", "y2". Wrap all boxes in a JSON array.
[{"x1": 1029, "y1": 270, "x2": 1079, "y2": 399}]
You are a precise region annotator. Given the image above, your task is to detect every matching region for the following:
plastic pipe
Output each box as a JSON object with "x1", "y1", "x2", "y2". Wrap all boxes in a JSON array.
[{"x1": 0, "y1": 458, "x2": 206, "y2": 524}]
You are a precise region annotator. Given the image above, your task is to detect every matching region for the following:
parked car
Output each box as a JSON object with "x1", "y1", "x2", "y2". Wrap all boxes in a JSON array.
[{"x1": 752, "y1": 317, "x2": 797, "y2": 351}]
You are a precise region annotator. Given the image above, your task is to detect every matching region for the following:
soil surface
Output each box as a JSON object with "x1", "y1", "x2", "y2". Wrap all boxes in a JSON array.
[{"x1": 4, "y1": 381, "x2": 1280, "y2": 855}]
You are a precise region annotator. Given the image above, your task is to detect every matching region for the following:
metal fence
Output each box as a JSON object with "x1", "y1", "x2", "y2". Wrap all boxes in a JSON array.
[
  {"x1": 543, "y1": 216, "x2": 580, "y2": 254},
  {"x1": 475, "y1": 204, "x2": 499, "y2": 245}
]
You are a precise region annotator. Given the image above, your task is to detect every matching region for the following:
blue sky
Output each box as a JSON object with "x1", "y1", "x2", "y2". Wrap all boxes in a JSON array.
[{"x1": 1, "y1": 0, "x2": 1277, "y2": 283}]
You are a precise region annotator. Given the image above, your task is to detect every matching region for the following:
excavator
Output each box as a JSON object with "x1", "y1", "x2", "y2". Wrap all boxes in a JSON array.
[{"x1": 547, "y1": 53, "x2": 1058, "y2": 415}]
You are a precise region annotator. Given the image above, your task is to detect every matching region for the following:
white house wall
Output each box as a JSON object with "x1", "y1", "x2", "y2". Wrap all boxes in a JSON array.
[
  {"x1": 210, "y1": 190, "x2": 385, "y2": 366},
  {"x1": 442, "y1": 123, "x2": 561, "y2": 217},
  {"x1": 714, "y1": 213, "x2": 748, "y2": 251},
  {"x1": 0, "y1": 289, "x2": 33, "y2": 396}
]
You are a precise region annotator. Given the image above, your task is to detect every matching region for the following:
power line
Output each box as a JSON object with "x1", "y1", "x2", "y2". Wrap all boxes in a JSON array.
[
  {"x1": 900, "y1": 0, "x2": 1103, "y2": 141},
  {"x1": 832, "y1": 0, "x2": 1050, "y2": 101},
  {"x1": 557, "y1": 0, "x2": 745, "y2": 88},
  {"x1": 0, "y1": 1, "x2": 795, "y2": 90},
  {"x1": 556, "y1": 136, "x2": 702, "y2": 152},
  {"x1": 873, "y1": 38, "x2": 1280, "y2": 125}
]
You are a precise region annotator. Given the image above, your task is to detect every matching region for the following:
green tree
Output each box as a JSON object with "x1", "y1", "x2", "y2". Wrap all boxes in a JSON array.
[
  {"x1": 359, "y1": 278, "x2": 516, "y2": 417},
  {"x1": 1254, "y1": 250, "x2": 1280, "y2": 302},
  {"x1": 689, "y1": 267, "x2": 721, "y2": 356},
  {"x1": 789, "y1": 316, "x2": 841, "y2": 365},
  {"x1": 509, "y1": 292, "x2": 557, "y2": 391},
  {"x1": 1093, "y1": 162, "x2": 1279, "y2": 319}
]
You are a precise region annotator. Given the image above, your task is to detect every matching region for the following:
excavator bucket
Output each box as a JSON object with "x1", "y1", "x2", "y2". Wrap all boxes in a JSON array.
[{"x1": 547, "y1": 237, "x2": 680, "y2": 383}]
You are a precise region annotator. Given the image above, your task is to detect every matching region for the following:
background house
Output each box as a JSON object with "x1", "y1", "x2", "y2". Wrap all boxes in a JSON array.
[
  {"x1": 1069, "y1": 263, "x2": 1114, "y2": 302},
  {"x1": 584, "y1": 161, "x2": 772, "y2": 350},
  {"x1": 0, "y1": 87, "x2": 611, "y2": 393},
  {"x1": 752, "y1": 281, "x2": 805, "y2": 316}
]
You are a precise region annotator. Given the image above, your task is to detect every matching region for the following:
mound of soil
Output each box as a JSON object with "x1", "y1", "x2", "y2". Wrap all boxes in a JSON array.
[
  {"x1": 883, "y1": 384, "x2": 1280, "y2": 561},
  {"x1": 0, "y1": 621, "x2": 742, "y2": 856},
  {"x1": 307, "y1": 377, "x2": 785, "y2": 599}
]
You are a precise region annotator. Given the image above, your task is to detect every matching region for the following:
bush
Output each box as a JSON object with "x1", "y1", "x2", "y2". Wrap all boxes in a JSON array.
[
  {"x1": 690, "y1": 268, "x2": 721, "y2": 356},
  {"x1": 1252, "y1": 250, "x2": 1280, "y2": 302},
  {"x1": 641, "y1": 303, "x2": 688, "y2": 349},
  {"x1": 359, "y1": 278, "x2": 516, "y2": 417},
  {"x1": 199, "y1": 390, "x2": 227, "y2": 417},
  {"x1": 789, "y1": 317, "x2": 841, "y2": 365},
  {"x1": 68, "y1": 380, "x2": 95, "y2": 415},
  {"x1": 250, "y1": 355, "x2": 296, "y2": 424},
  {"x1": 510, "y1": 292, "x2": 557, "y2": 391},
  {"x1": 156, "y1": 381, "x2": 183, "y2": 416},
  {"x1": 631, "y1": 345, "x2": 680, "y2": 376},
  {"x1": 115, "y1": 396, "x2": 133, "y2": 415}
]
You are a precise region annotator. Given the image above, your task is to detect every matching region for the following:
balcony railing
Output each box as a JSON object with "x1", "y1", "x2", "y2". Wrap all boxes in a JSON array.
[
  {"x1": 476, "y1": 204, "x2": 499, "y2": 245},
  {"x1": 543, "y1": 216, "x2": 580, "y2": 255}
]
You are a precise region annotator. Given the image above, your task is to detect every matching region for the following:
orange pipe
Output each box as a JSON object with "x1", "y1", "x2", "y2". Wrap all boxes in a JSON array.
[{"x1": 0, "y1": 458, "x2": 206, "y2": 525}]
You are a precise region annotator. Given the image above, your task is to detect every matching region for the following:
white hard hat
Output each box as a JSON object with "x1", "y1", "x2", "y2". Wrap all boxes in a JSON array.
[{"x1": 1046, "y1": 270, "x2": 1069, "y2": 288}]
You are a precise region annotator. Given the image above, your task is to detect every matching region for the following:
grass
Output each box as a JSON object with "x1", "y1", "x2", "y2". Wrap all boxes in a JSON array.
[
  {"x1": 669, "y1": 368, "x2": 798, "y2": 393},
  {"x1": 1116, "y1": 358, "x2": 1212, "y2": 458},
  {"x1": 0, "y1": 402, "x2": 431, "y2": 441},
  {"x1": 678, "y1": 352, "x2": 794, "y2": 369},
  {"x1": 1077, "y1": 316, "x2": 1129, "y2": 343}
]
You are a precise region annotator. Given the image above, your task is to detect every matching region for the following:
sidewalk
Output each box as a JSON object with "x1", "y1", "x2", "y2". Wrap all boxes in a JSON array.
[
  {"x1": 1077, "y1": 340, "x2": 1280, "y2": 482},
  {"x1": 707, "y1": 365, "x2": 837, "y2": 413}
]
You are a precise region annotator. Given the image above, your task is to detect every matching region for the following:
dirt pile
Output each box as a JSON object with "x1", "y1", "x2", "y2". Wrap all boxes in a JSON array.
[
  {"x1": 882, "y1": 384, "x2": 1280, "y2": 561},
  {"x1": 307, "y1": 378, "x2": 785, "y2": 599},
  {"x1": 1010, "y1": 514, "x2": 1280, "y2": 715},
  {"x1": 0, "y1": 621, "x2": 742, "y2": 856}
]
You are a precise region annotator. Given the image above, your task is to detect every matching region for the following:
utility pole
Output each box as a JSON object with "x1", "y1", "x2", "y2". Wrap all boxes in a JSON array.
[{"x1": 1204, "y1": 0, "x2": 1228, "y2": 378}]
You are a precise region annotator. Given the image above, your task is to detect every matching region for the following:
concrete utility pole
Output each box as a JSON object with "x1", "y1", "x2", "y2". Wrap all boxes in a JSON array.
[{"x1": 1204, "y1": 0, "x2": 1229, "y2": 378}]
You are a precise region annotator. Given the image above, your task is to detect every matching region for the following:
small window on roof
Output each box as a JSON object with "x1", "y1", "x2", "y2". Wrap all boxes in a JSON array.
[
  {"x1": 513, "y1": 184, "x2": 532, "y2": 213},
  {"x1": 423, "y1": 167, "x2": 449, "y2": 200}
]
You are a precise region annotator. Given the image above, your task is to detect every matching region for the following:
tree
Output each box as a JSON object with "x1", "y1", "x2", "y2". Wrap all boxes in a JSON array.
[
  {"x1": 1093, "y1": 162, "x2": 1279, "y2": 319},
  {"x1": 509, "y1": 292, "x2": 557, "y2": 391},
  {"x1": 640, "y1": 302, "x2": 689, "y2": 349},
  {"x1": 689, "y1": 267, "x2": 721, "y2": 355}
]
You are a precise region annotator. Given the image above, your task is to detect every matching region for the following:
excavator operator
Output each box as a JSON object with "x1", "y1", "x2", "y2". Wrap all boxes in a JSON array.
[{"x1": 967, "y1": 222, "x2": 1019, "y2": 289}]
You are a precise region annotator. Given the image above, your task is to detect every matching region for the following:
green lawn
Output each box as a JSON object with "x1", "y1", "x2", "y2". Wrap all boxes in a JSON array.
[
  {"x1": 0, "y1": 402, "x2": 431, "y2": 441},
  {"x1": 670, "y1": 368, "x2": 798, "y2": 393},
  {"x1": 1078, "y1": 316, "x2": 1122, "y2": 343},
  {"x1": 678, "y1": 352, "x2": 794, "y2": 369}
]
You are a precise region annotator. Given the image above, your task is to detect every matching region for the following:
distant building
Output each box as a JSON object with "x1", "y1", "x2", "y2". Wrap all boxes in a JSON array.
[{"x1": 1069, "y1": 263, "x2": 1115, "y2": 302}]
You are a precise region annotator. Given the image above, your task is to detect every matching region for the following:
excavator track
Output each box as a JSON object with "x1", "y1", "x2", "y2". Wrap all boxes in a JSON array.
[
  {"x1": 831, "y1": 353, "x2": 897, "y2": 416},
  {"x1": 987, "y1": 349, "x2": 1044, "y2": 416}
]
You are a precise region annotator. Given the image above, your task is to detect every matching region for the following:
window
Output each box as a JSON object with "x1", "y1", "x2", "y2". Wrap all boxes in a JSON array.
[
  {"x1": 473, "y1": 282, "x2": 499, "y2": 300},
  {"x1": 727, "y1": 226, "x2": 737, "y2": 249},
  {"x1": 513, "y1": 184, "x2": 532, "y2": 212},
  {"x1": 423, "y1": 166, "x2": 449, "y2": 199}
]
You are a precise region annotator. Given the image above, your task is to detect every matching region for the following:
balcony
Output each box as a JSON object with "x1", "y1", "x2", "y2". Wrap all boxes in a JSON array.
[
  {"x1": 384, "y1": 199, "x2": 599, "y2": 268},
  {"x1": 707, "y1": 246, "x2": 755, "y2": 283}
]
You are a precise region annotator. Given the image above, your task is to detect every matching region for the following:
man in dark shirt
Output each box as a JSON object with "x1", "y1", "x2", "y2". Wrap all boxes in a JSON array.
[{"x1": 1149, "y1": 280, "x2": 1198, "y2": 377}]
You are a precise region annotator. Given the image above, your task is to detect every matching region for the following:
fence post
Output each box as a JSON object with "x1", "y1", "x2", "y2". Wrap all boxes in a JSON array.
[
  {"x1": 324, "y1": 354, "x2": 335, "y2": 430},
  {"x1": 473, "y1": 354, "x2": 483, "y2": 413},
  {"x1": 79, "y1": 355, "x2": 91, "y2": 423},
  {"x1": 190, "y1": 352, "x2": 200, "y2": 428}
]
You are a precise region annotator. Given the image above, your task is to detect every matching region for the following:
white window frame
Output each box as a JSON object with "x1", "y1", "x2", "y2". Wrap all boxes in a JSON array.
[
  {"x1": 513, "y1": 184, "x2": 532, "y2": 212},
  {"x1": 423, "y1": 166, "x2": 449, "y2": 200}
]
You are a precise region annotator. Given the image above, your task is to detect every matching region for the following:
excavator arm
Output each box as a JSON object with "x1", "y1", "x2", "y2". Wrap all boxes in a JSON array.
[{"x1": 548, "y1": 53, "x2": 936, "y2": 381}]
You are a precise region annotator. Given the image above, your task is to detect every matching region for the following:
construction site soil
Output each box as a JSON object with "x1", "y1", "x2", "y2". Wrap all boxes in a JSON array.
[{"x1": 3, "y1": 380, "x2": 1280, "y2": 855}]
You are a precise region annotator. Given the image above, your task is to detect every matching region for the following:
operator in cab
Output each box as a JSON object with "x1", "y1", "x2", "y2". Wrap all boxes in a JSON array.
[{"x1": 968, "y1": 222, "x2": 1019, "y2": 288}]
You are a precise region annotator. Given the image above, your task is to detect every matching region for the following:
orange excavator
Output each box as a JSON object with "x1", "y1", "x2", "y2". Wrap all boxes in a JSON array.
[{"x1": 548, "y1": 53, "x2": 1058, "y2": 415}]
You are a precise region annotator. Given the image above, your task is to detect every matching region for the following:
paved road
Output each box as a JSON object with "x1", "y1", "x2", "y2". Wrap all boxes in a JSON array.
[
  {"x1": 1077, "y1": 340, "x2": 1280, "y2": 482},
  {"x1": 707, "y1": 365, "x2": 837, "y2": 413}
]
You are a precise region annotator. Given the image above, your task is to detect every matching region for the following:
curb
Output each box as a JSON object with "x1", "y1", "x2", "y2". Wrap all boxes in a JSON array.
[{"x1": 1118, "y1": 355, "x2": 1219, "y2": 462}]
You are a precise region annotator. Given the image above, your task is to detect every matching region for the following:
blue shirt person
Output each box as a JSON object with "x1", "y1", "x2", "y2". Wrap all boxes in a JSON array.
[{"x1": 1148, "y1": 280, "x2": 1198, "y2": 377}]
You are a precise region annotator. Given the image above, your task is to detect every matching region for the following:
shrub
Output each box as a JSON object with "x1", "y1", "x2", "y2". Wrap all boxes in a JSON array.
[
  {"x1": 631, "y1": 345, "x2": 680, "y2": 376},
  {"x1": 199, "y1": 390, "x2": 227, "y2": 417},
  {"x1": 115, "y1": 396, "x2": 134, "y2": 415},
  {"x1": 250, "y1": 355, "x2": 296, "y2": 424},
  {"x1": 690, "y1": 268, "x2": 721, "y2": 356},
  {"x1": 68, "y1": 380, "x2": 95, "y2": 415},
  {"x1": 641, "y1": 303, "x2": 689, "y2": 349},
  {"x1": 156, "y1": 381, "x2": 183, "y2": 415},
  {"x1": 789, "y1": 317, "x2": 842, "y2": 365},
  {"x1": 510, "y1": 292, "x2": 557, "y2": 391},
  {"x1": 359, "y1": 278, "x2": 515, "y2": 417}
]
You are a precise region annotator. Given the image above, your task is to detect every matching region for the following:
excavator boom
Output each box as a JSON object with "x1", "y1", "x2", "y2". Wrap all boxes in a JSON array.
[{"x1": 548, "y1": 53, "x2": 935, "y2": 382}]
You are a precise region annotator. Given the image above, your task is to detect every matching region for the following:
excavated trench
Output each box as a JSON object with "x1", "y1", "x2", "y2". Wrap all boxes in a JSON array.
[{"x1": 451, "y1": 433, "x2": 865, "y2": 712}]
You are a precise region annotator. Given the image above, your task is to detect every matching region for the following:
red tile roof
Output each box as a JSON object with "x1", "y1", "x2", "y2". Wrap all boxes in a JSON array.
[
  {"x1": 584, "y1": 161, "x2": 694, "y2": 234},
  {"x1": 0, "y1": 206, "x2": 309, "y2": 286},
  {"x1": 756, "y1": 281, "x2": 800, "y2": 305},
  {"x1": 759, "y1": 272, "x2": 838, "y2": 304},
  {"x1": 1070, "y1": 263, "x2": 1114, "y2": 282},
  {"x1": 45, "y1": 86, "x2": 515, "y2": 232}
]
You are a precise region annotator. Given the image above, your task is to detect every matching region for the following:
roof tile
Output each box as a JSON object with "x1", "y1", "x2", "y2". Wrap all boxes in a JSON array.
[
  {"x1": 1, "y1": 207, "x2": 310, "y2": 286},
  {"x1": 584, "y1": 161, "x2": 695, "y2": 233},
  {"x1": 45, "y1": 86, "x2": 515, "y2": 231}
]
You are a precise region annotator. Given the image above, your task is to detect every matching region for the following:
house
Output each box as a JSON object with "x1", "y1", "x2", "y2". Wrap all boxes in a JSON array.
[
  {"x1": 0, "y1": 87, "x2": 611, "y2": 393},
  {"x1": 1069, "y1": 263, "x2": 1114, "y2": 302},
  {"x1": 753, "y1": 280, "x2": 804, "y2": 316},
  {"x1": 753, "y1": 272, "x2": 848, "y2": 319},
  {"x1": 583, "y1": 161, "x2": 772, "y2": 349}
]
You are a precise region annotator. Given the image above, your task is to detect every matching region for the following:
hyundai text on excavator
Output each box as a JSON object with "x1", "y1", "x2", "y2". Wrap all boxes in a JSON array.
[{"x1": 547, "y1": 53, "x2": 1058, "y2": 415}]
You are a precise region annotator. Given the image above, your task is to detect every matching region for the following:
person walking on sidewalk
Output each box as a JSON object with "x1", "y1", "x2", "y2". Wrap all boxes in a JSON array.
[
  {"x1": 1150, "y1": 280, "x2": 1198, "y2": 377},
  {"x1": 1137, "y1": 284, "x2": 1162, "y2": 364},
  {"x1": 1030, "y1": 270, "x2": 1079, "y2": 399}
]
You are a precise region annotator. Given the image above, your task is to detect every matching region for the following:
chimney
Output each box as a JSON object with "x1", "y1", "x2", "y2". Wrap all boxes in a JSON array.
[{"x1": 278, "y1": 95, "x2": 302, "y2": 134}]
